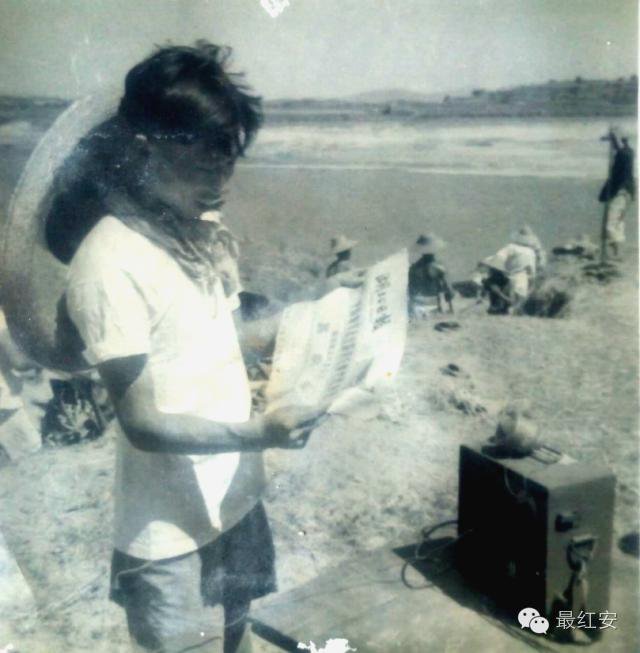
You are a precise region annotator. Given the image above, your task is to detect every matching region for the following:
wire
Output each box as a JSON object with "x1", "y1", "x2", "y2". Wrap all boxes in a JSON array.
[
  {"x1": 419, "y1": 519, "x2": 459, "y2": 546},
  {"x1": 502, "y1": 467, "x2": 526, "y2": 499},
  {"x1": 400, "y1": 519, "x2": 466, "y2": 590},
  {"x1": 502, "y1": 467, "x2": 539, "y2": 522}
]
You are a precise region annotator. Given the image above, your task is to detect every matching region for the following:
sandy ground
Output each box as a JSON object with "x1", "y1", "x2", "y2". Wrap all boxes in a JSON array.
[{"x1": 0, "y1": 160, "x2": 637, "y2": 651}]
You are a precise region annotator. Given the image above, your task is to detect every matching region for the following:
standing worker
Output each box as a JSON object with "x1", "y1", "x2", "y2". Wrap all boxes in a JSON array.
[{"x1": 599, "y1": 126, "x2": 636, "y2": 261}]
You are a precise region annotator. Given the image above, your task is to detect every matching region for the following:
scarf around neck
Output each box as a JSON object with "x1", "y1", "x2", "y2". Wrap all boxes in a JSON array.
[{"x1": 105, "y1": 190, "x2": 223, "y2": 295}]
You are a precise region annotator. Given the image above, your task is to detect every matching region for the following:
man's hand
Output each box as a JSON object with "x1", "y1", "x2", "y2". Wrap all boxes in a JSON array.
[
  {"x1": 601, "y1": 128, "x2": 621, "y2": 150},
  {"x1": 98, "y1": 354, "x2": 311, "y2": 454},
  {"x1": 261, "y1": 405, "x2": 327, "y2": 448},
  {"x1": 322, "y1": 268, "x2": 366, "y2": 295}
]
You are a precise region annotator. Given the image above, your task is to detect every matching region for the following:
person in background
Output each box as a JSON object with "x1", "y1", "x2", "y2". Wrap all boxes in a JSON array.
[
  {"x1": 473, "y1": 253, "x2": 529, "y2": 316},
  {"x1": 476, "y1": 257, "x2": 513, "y2": 315},
  {"x1": 510, "y1": 225, "x2": 546, "y2": 272},
  {"x1": 326, "y1": 235, "x2": 357, "y2": 278},
  {"x1": 472, "y1": 226, "x2": 539, "y2": 308},
  {"x1": 0, "y1": 313, "x2": 48, "y2": 462},
  {"x1": 0, "y1": 309, "x2": 109, "y2": 456},
  {"x1": 408, "y1": 234, "x2": 454, "y2": 318},
  {"x1": 599, "y1": 126, "x2": 636, "y2": 260}
]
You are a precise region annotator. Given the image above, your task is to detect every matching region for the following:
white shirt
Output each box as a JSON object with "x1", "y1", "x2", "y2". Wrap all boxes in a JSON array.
[
  {"x1": 494, "y1": 243, "x2": 537, "y2": 277},
  {"x1": 493, "y1": 243, "x2": 537, "y2": 298},
  {"x1": 66, "y1": 216, "x2": 265, "y2": 560}
]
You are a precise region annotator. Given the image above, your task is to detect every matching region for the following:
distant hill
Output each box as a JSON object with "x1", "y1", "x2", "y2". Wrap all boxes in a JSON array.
[
  {"x1": 442, "y1": 76, "x2": 639, "y2": 117},
  {"x1": 0, "y1": 75, "x2": 636, "y2": 133},
  {"x1": 266, "y1": 76, "x2": 638, "y2": 123},
  {"x1": 346, "y1": 88, "x2": 450, "y2": 104}
]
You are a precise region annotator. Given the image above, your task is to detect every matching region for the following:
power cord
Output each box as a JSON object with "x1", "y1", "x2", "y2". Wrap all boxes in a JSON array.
[{"x1": 400, "y1": 519, "x2": 472, "y2": 590}]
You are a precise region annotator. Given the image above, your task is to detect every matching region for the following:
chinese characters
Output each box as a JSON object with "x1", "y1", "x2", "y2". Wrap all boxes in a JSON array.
[
  {"x1": 372, "y1": 273, "x2": 392, "y2": 331},
  {"x1": 556, "y1": 610, "x2": 617, "y2": 630}
]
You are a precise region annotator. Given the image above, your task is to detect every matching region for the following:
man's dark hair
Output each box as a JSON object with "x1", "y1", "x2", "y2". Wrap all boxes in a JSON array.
[
  {"x1": 46, "y1": 41, "x2": 262, "y2": 264},
  {"x1": 119, "y1": 41, "x2": 262, "y2": 156}
]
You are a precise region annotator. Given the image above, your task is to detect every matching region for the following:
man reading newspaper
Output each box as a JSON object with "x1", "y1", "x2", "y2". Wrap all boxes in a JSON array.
[
  {"x1": 45, "y1": 42, "x2": 407, "y2": 652},
  {"x1": 49, "y1": 43, "x2": 328, "y2": 653}
]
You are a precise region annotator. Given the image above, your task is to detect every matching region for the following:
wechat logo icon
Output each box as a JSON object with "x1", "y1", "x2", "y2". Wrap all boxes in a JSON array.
[{"x1": 518, "y1": 607, "x2": 549, "y2": 635}]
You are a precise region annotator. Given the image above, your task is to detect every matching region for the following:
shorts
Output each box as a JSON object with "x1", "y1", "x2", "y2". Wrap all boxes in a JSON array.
[
  {"x1": 605, "y1": 190, "x2": 631, "y2": 244},
  {"x1": 110, "y1": 502, "x2": 276, "y2": 652}
]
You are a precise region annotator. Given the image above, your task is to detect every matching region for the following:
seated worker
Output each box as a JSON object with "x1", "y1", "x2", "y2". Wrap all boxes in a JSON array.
[
  {"x1": 475, "y1": 254, "x2": 529, "y2": 315},
  {"x1": 477, "y1": 256, "x2": 513, "y2": 315},
  {"x1": 326, "y1": 235, "x2": 357, "y2": 278},
  {"x1": 408, "y1": 234, "x2": 454, "y2": 318},
  {"x1": 475, "y1": 226, "x2": 539, "y2": 304}
]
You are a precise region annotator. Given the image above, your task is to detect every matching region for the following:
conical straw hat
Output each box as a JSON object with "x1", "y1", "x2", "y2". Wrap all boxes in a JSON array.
[
  {"x1": 415, "y1": 233, "x2": 445, "y2": 255},
  {"x1": 481, "y1": 254, "x2": 507, "y2": 273},
  {"x1": 510, "y1": 225, "x2": 541, "y2": 250},
  {"x1": 2, "y1": 89, "x2": 120, "y2": 370},
  {"x1": 330, "y1": 235, "x2": 358, "y2": 255}
]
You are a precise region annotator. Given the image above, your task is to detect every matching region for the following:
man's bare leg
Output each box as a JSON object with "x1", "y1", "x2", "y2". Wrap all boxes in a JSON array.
[{"x1": 224, "y1": 599, "x2": 253, "y2": 653}]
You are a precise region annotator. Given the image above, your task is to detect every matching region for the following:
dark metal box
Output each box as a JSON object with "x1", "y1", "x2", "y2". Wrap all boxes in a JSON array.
[{"x1": 457, "y1": 444, "x2": 615, "y2": 624}]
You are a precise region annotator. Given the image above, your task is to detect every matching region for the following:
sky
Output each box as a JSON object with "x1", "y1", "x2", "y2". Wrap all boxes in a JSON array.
[{"x1": 0, "y1": 0, "x2": 637, "y2": 100}]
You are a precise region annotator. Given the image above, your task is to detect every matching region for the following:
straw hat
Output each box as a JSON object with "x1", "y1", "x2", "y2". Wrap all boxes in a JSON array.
[
  {"x1": 415, "y1": 233, "x2": 445, "y2": 255},
  {"x1": 511, "y1": 225, "x2": 541, "y2": 250},
  {"x1": 330, "y1": 235, "x2": 358, "y2": 255},
  {"x1": 2, "y1": 89, "x2": 121, "y2": 370},
  {"x1": 480, "y1": 255, "x2": 507, "y2": 273}
]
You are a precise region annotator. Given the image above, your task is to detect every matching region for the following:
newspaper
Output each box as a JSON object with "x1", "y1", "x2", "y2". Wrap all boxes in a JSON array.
[{"x1": 265, "y1": 250, "x2": 408, "y2": 414}]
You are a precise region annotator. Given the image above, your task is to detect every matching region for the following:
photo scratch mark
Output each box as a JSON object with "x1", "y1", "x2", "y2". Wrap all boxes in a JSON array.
[
  {"x1": 298, "y1": 638, "x2": 356, "y2": 653},
  {"x1": 260, "y1": 0, "x2": 290, "y2": 19}
]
